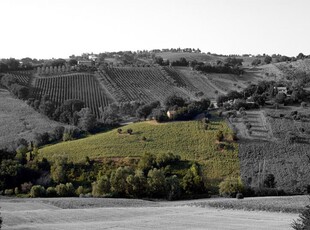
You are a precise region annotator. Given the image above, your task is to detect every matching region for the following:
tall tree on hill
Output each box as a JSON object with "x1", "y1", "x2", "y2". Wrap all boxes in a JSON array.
[
  {"x1": 165, "y1": 95, "x2": 186, "y2": 108},
  {"x1": 77, "y1": 108, "x2": 97, "y2": 132},
  {"x1": 264, "y1": 55, "x2": 272, "y2": 64}
]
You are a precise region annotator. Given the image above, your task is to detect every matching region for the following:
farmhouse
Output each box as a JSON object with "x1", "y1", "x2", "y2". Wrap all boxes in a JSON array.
[
  {"x1": 276, "y1": 87, "x2": 288, "y2": 95},
  {"x1": 78, "y1": 60, "x2": 94, "y2": 67},
  {"x1": 246, "y1": 96, "x2": 255, "y2": 104},
  {"x1": 167, "y1": 110, "x2": 177, "y2": 119}
]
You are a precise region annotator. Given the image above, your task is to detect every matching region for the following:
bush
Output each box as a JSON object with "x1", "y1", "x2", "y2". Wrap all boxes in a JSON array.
[
  {"x1": 292, "y1": 199, "x2": 310, "y2": 230},
  {"x1": 216, "y1": 130, "x2": 224, "y2": 142},
  {"x1": 236, "y1": 192, "x2": 244, "y2": 199},
  {"x1": 92, "y1": 175, "x2": 110, "y2": 197},
  {"x1": 4, "y1": 189, "x2": 14, "y2": 196},
  {"x1": 21, "y1": 182, "x2": 33, "y2": 194},
  {"x1": 219, "y1": 177, "x2": 244, "y2": 197},
  {"x1": 46, "y1": 187, "x2": 57, "y2": 197},
  {"x1": 55, "y1": 183, "x2": 76, "y2": 197},
  {"x1": 30, "y1": 185, "x2": 46, "y2": 197}
]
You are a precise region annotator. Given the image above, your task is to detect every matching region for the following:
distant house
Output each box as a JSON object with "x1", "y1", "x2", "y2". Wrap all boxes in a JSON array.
[
  {"x1": 88, "y1": 55, "x2": 97, "y2": 61},
  {"x1": 167, "y1": 110, "x2": 177, "y2": 119},
  {"x1": 210, "y1": 100, "x2": 218, "y2": 109},
  {"x1": 78, "y1": 60, "x2": 93, "y2": 67},
  {"x1": 277, "y1": 87, "x2": 288, "y2": 95},
  {"x1": 246, "y1": 96, "x2": 255, "y2": 104}
]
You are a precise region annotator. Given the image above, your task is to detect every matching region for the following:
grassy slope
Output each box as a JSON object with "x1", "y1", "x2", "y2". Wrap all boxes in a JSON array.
[
  {"x1": 39, "y1": 120, "x2": 239, "y2": 180},
  {"x1": 0, "y1": 89, "x2": 69, "y2": 148}
]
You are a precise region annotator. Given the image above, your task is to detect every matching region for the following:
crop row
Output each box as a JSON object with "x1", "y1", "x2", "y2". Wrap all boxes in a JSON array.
[
  {"x1": 98, "y1": 67, "x2": 190, "y2": 103},
  {"x1": 33, "y1": 73, "x2": 110, "y2": 117},
  {"x1": 6, "y1": 73, "x2": 31, "y2": 85}
]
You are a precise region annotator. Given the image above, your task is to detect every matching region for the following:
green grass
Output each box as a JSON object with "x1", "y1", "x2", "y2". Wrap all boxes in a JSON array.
[{"x1": 39, "y1": 120, "x2": 239, "y2": 181}]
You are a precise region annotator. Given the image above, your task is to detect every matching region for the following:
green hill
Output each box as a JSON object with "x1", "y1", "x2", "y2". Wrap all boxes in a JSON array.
[{"x1": 38, "y1": 120, "x2": 239, "y2": 180}]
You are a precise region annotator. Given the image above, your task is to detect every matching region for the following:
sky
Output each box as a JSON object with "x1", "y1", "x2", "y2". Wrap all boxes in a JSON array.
[{"x1": 0, "y1": 0, "x2": 310, "y2": 59}]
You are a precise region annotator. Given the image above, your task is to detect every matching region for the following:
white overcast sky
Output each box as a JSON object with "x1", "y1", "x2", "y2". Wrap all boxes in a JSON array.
[{"x1": 0, "y1": 0, "x2": 310, "y2": 59}]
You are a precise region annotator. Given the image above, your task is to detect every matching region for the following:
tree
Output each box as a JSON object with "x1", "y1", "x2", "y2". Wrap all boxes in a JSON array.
[
  {"x1": 126, "y1": 170, "x2": 147, "y2": 197},
  {"x1": 6, "y1": 58, "x2": 20, "y2": 70},
  {"x1": 263, "y1": 174, "x2": 276, "y2": 188},
  {"x1": 166, "y1": 175, "x2": 181, "y2": 200},
  {"x1": 127, "y1": 128, "x2": 133, "y2": 135},
  {"x1": 251, "y1": 58, "x2": 261, "y2": 66},
  {"x1": 219, "y1": 177, "x2": 244, "y2": 197},
  {"x1": 216, "y1": 130, "x2": 224, "y2": 142},
  {"x1": 147, "y1": 168, "x2": 167, "y2": 197},
  {"x1": 92, "y1": 175, "x2": 111, "y2": 197},
  {"x1": 51, "y1": 156, "x2": 67, "y2": 183},
  {"x1": 0, "y1": 207, "x2": 2, "y2": 228},
  {"x1": 52, "y1": 126, "x2": 65, "y2": 141},
  {"x1": 165, "y1": 95, "x2": 186, "y2": 108},
  {"x1": 110, "y1": 166, "x2": 133, "y2": 196},
  {"x1": 275, "y1": 92, "x2": 286, "y2": 104},
  {"x1": 181, "y1": 163, "x2": 205, "y2": 194},
  {"x1": 68, "y1": 59, "x2": 78, "y2": 66},
  {"x1": 30, "y1": 185, "x2": 46, "y2": 197},
  {"x1": 77, "y1": 108, "x2": 96, "y2": 132},
  {"x1": 136, "y1": 101, "x2": 160, "y2": 120},
  {"x1": 296, "y1": 53, "x2": 305, "y2": 60},
  {"x1": 39, "y1": 99, "x2": 55, "y2": 117},
  {"x1": 292, "y1": 200, "x2": 310, "y2": 230},
  {"x1": 264, "y1": 55, "x2": 272, "y2": 64}
]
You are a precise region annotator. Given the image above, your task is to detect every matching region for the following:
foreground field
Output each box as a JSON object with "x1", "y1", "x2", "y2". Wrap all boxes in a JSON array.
[
  {"x1": 0, "y1": 89, "x2": 69, "y2": 148},
  {"x1": 1, "y1": 196, "x2": 301, "y2": 230}
]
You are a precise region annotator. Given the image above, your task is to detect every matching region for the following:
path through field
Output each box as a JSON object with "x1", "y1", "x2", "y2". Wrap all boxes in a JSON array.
[{"x1": 1, "y1": 198, "x2": 297, "y2": 230}]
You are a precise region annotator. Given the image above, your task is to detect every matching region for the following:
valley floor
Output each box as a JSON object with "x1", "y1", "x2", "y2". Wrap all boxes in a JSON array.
[{"x1": 1, "y1": 197, "x2": 300, "y2": 230}]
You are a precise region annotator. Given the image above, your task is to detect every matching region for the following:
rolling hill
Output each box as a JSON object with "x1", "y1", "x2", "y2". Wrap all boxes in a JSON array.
[
  {"x1": 38, "y1": 119, "x2": 239, "y2": 181},
  {"x1": 0, "y1": 88, "x2": 71, "y2": 148}
]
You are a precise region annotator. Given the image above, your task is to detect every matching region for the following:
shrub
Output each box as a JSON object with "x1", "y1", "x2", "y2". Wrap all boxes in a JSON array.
[
  {"x1": 166, "y1": 175, "x2": 181, "y2": 200},
  {"x1": 76, "y1": 186, "x2": 86, "y2": 196},
  {"x1": 236, "y1": 192, "x2": 244, "y2": 199},
  {"x1": 127, "y1": 128, "x2": 133, "y2": 135},
  {"x1": 46, "y1": 187, "x2": 57, "y2": 197},
  {"x1": 14, "y1": 187, "x2": 19, "y2": 195},
  {"x1": 147, "y1": 168, "x2": 167, "y2": 198},
  {"x1": 55, "y1": 183, "x2": 75, "y2": 197},
  {"x1": 301, "y1": 102, "x2": 307, "y2": 108},
  {"x1": 4, "y1": 189, "x2": 14, "y2": 196},
  {"x1": 21, "y1": 182, "x2": 33, "y2": 194},
  {"x1": 155, "y1": 152, "x2": 180, "y2": 168},
  {"x1": 292, "y1": 200, "x2": 310, "y2": 230},
  {"x1": 219, "y1": 177, "x2": 244, "y2": 197},
  {"x1": 92, "y1": 175, "x2": 110, "y2": 197},
  {"x1": 181, "y1": 163, "x2": 205, "y2": 195},
  {"x1": 30, "y1": 185, "x2": 46, "y2": 197},
  {"x1": 263, "y1": 174, "x2": 276, "y2": 188},
  {"x1": 216, "y1": 130, "x2": 224, "y2": 142}
]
